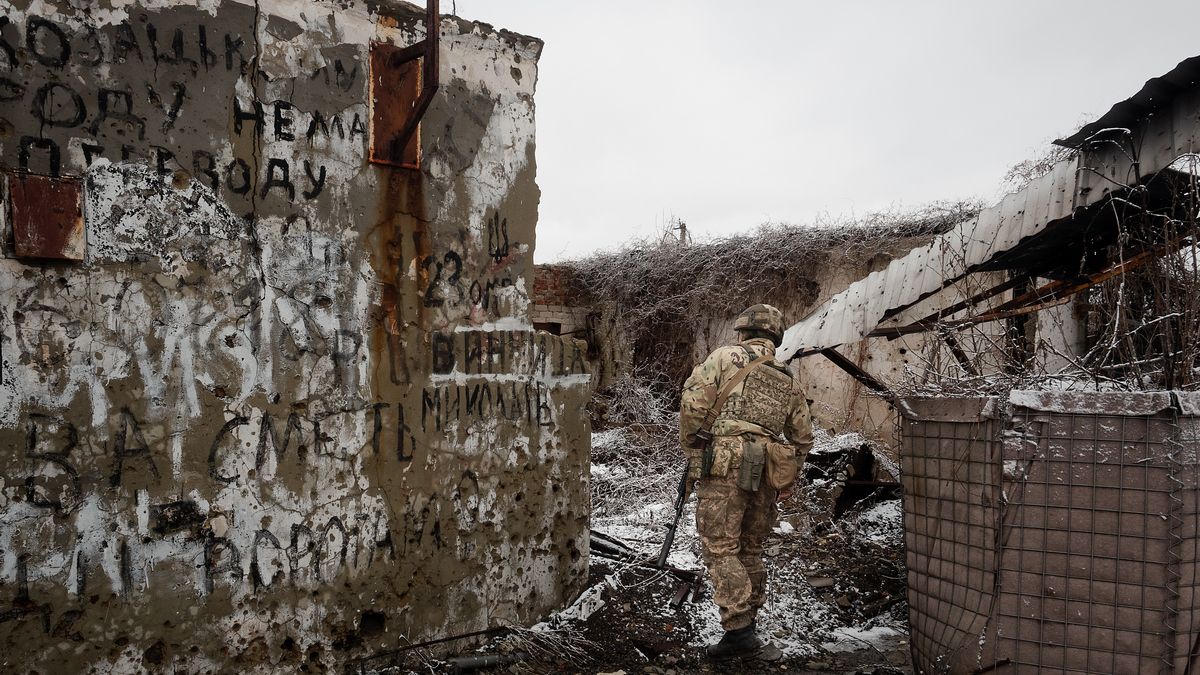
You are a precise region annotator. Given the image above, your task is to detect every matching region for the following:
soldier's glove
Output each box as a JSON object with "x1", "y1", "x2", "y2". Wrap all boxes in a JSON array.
[{"x1": 684, "y1": 460, "x2": 701, "y2": 501}]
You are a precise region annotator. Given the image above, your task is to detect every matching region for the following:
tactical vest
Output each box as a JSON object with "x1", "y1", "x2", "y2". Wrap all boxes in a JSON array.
[{"x1": 717, "y1": 346, "x2": 794, "y2": 435}]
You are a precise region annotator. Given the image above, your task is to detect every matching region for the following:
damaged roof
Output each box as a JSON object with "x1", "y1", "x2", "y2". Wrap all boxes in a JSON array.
[
  {"x1": 1055, "y1": 55, "x2": 1200, "y2": 149},
  {"x1": 778, "y1": 54, "x2": 1200, "y2": 361}
]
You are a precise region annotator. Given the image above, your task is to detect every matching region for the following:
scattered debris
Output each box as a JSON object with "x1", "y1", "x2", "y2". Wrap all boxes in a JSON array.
[
  {"x1": 523, "y1": 424, "x2": 913, "y2": 673},
  {"x1": 444, "y1": 651, "x2": 529, "y2": 673}
]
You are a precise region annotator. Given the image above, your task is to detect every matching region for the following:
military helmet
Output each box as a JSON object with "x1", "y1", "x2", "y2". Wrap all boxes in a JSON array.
[{"x1": 734, "y1": 304, "x2": 785, "y2": 342}]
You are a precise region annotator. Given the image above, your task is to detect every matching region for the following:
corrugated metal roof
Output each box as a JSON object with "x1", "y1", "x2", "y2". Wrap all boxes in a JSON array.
[
  {"x1": 778, "y1": 55, "x2": 1200, "y2": 361},
  {"x1": 777, "y1": 158, "x2": 1078, "y2": 360},
  {"x1": 1056, "y1": 55, "x2": 1200, "y2": 149}
]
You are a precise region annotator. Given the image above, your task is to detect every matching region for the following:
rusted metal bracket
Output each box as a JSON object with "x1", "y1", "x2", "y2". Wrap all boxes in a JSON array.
[
  {"x1": 369, "y1": 0, "x2": 440, "y2": 169},
  {"x1": 6, "y1": 172, "x2": 84, "y2": 261}
]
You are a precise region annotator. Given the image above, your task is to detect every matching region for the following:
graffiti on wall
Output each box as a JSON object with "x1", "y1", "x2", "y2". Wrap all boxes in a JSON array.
[
  {"x1": 1, "y1": 12, "x2": 362, "y2": 205},
  {"x1": 0, "y1": 1, "x2": 584, "y2": 669}
]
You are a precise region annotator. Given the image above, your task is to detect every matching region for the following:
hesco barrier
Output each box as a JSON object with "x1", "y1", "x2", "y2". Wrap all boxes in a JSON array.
[{"x1": 899, "y1": 391, "x2": 1200, "y2": 674}]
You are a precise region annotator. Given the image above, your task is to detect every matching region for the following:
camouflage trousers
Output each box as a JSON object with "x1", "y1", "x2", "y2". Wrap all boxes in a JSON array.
[{"x1": 696, "y1": 468, "x2": 778, "y2": 631}]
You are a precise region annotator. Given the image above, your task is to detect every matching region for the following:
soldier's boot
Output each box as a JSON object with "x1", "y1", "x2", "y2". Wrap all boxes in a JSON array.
[
  {"x1": 705, "y1": 626, "x2": 761, "y2": 660},
  {"x1": 752, "y1": 642, "x2": 783, "y2": 662},
  {"x1": 741, "y1": 620, "x2": 784, "y2": 662}
]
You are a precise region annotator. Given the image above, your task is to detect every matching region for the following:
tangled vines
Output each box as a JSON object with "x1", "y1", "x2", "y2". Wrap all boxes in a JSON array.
[{"x1": 562, "y1": 201, "x2": 983, "y2": 396}]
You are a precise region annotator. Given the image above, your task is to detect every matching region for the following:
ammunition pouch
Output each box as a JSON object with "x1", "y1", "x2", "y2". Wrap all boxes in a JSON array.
[
  {"x1": 737, "y1": 437, "x2": 766, "y2": 492},
  {"x1": 702, "y1": 436, "x2": 742, "y2": 478},
  {"x1": 764, "y1": 439, "x2": 798, "y2": 490}
]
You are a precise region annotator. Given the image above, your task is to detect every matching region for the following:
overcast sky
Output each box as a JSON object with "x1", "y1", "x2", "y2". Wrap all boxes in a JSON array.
[{"x1": 450, "y1": 1, "x2": 1200, "y2": 263}]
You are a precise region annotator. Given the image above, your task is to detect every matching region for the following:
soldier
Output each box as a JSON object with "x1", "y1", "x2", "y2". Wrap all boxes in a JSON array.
[{"x1": 680, "y1": 304, "x2": 813, "y2": 661}]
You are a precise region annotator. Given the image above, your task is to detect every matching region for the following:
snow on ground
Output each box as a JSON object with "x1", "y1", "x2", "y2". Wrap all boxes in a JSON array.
[
  {"x1": 809, "y1": 427, "x2": 869, "y2": 455},
  {"x1": 590, "y1": 461, "x2": 630, "y2": 482},
  {"x1": 847, "y1": 499, "x2": 904, "y2": 547},
  {"x1": 550, "y1": 428, "x2": 913, "y2": 670},
  {"x1": 823, "y1": 622, "x2": 909, "y2": 654}
]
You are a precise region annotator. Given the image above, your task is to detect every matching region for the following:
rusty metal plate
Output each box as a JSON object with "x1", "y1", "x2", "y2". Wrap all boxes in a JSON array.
[
  {"x1": 369, "y1": 42, "x2": 422, "y2": 169},
  {"x1": 8, "y1": 173, "x2": 84, "y2": 261}
]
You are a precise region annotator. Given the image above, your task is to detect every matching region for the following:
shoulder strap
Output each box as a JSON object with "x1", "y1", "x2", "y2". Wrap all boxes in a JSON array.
[{"x1": 700, "y1": 352, "x2": 771, "y2": 434}]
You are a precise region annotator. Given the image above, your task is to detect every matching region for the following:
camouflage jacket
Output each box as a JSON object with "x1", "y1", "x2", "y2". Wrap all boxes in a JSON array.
[{"x1": 679, "y1": 337, "x2": 813, "y2": 461}]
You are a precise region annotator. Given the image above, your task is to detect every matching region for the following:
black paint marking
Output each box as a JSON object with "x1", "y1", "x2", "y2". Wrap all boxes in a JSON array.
[
  {"x1": 273, "y1": 100, "x2": 294, "y2": 141},
  {"x1": 207, "y1": 415, "x2": 248, "y2": 484},
  {"x1": 250, "y1": 529, "x2": 283, "y2": 589},
  {"x1": 31, "y1": 82, "x2": 85, "y2": 128},
  {"x1": 82, "y1": 143, "x2": 104, "y2": 167},
  {"x1": 153, "y1": 145, "x2": 174, "y2": 175},
  {"x1": 91, "y1": 88, "x2": 147, "y2": 140},
  {"x1": 226, "y1": 157, "x2": 252, "y2": 195},
  {"x1": 233, "y1": 98, "x2": 263, "y2": 136},
  {"x1": 260, "y1": 158, "x2": 294, "y2": 200},
  {"x1": 18, "y1": 136, "x2": 60, "y2": 176},
  {"x1": 256, "y1": 412, "x2": 306, "y2": 470},
  {"x1": 302, "y1": 160, "x2": 325, "y2": 200},
  {"x1": 26, "y1": 17, "x2": 70, "y2": 68},
  {"x1": 113, "y1": 22, "x2": 144, "y2": 63},
  {"x1": 203, "y1": 535, "x2": 243, "y2": 593},
  {"x1": 193, "y1": 150, "x2": 218, "y2": 191},
  {"x1": 24, "y1": 413, "x2": 80, "y2": 513},
  {"x1": 118, "y1": 539, "x2": 133, "y2": 598},
  {"x1": 0, "y1": 17, "x2": 16, "y2": 68},
  {"x1": 150, "y1": 500, "x2": 205, "y2": 535},
  {"x1": 0, "y1": 76, "x2": 24, "y2": 102},
  {"x1": 147, "y1": 23, "x2": 197, "y2": 73},
  {"x1": 110, "y1": 408, "x2": 160, "y2": 488}
]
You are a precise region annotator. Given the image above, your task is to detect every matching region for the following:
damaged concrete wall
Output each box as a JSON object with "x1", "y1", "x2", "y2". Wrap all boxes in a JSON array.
[{"x1": 0, "y1": 0, "x2": 590, "y2": 671}]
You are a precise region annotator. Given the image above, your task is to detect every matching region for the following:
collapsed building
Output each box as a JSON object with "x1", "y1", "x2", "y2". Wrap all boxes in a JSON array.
[{"x1": 0, "y1": 1, "x2": 591, "y2": 671}]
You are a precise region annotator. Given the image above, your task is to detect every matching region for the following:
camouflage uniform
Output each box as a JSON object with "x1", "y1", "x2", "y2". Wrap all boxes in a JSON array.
[{"x1": 680, "y1": 322, "x2": 812, "y2": 633}]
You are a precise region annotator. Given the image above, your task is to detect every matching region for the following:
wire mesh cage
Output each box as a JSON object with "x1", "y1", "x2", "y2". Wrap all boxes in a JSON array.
[{"x1": 899, "y1": 392, "x2": 1200, "y2": 674}]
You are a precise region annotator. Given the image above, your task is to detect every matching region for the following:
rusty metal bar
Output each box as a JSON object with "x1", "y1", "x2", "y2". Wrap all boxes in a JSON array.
[
  {"x1": 389, "y1": 0, "x2": 439, "y2": 162},
  {"x1": 939, "y1": 330, "x2": 980, "y2": 377},
  {"x1": 886, "y1": 275, "x2": 1028, "y2": 326},
  {"x1": 871, "y1": 297, "x2": 1072, "y2": 338},
  {"x1": 870, "y1": 234, "x2": 1194, "y2": 339},
  {"x1": 880, "y1": 274, "x2": 1027, "y2": 323},
  {"x1": 819, "y1": 348, "x2": 895, "y2": 400},
  {"x1": 369, "y1": 0, "x2": 439, "y2": 169}
]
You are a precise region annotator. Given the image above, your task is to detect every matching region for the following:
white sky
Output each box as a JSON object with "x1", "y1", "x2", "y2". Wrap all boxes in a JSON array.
[{"x1": 450, "y1": 1, "x2": 1200, "y2": 263}]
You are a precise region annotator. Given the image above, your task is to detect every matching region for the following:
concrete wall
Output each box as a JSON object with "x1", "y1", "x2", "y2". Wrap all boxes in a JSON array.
[{"x1": 0, "y1": 1, "x2": 590, "y2": 671}]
